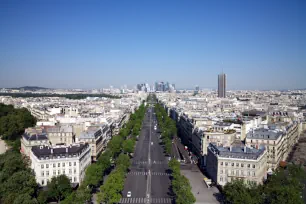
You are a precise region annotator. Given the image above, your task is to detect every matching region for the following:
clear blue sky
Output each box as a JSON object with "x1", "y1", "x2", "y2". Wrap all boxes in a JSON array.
[{"x1": 0, "y1": 0, "x2": 305, "y2": 90}]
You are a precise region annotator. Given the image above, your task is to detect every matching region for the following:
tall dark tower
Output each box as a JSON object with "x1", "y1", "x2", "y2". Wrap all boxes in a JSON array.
[{"x1": 218, "y1": 73, "x2": 226, "y2": 98}]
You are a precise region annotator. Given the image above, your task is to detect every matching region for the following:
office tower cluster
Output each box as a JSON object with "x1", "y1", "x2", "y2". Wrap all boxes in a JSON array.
[
  {"x1": 155, "y1": 81, "x2": 175, "y2": 92},
  {"x1": 218, "y1": 73, "x2": 226, "y2": 98},
  {"x1": 136, "y1": 83, "x2": 151, "y2": 92}
]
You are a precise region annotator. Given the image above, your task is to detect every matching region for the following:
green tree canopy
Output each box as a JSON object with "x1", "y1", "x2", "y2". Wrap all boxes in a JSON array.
[
  {"x1": 47, "y1": 175, "x2": 72, "y2": 203},
  {"x1": 108, "y1": 135, "x2": 123, "y2": 157},
  {"x1": 122, "y1": 139, "x2": 135, "y2": 153}
]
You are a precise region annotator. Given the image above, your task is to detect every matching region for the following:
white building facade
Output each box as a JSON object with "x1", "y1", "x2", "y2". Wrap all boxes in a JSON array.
[{"x1": 30, "y1": 143, "x2": 91, "y2": 186}]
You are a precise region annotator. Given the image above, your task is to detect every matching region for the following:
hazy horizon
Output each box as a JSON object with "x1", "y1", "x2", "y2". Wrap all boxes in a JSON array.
[{"x1": 1, "y1": 0, "x2": 305, "y2": 90}]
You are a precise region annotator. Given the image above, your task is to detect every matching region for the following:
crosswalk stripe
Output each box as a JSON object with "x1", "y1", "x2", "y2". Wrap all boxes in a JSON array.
[{"x1": 120, "y1": 197, "x2": 172, "y2": 204}]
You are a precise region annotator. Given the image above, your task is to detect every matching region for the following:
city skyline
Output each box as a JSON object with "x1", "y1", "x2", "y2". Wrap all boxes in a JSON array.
[{"x1": 1, "y1": 0, "x2": 305, "y2": 90}]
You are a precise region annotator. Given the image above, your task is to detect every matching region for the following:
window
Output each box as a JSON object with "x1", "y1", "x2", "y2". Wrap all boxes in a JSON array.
[
  {"x1": 46, "y1": 171, "x2": 49, "y2": 176},
  {"x1": 63, "y1": 170, "x2": 65, "y2": 174},
  {"x1": 220, "y1": 177, "x2": 223, "y2": 182},
  {"x1": 252, "y1": 171, "x2": 255, "y2": 177},
  {"x1": 41, "y1": 164, "x2": 44, "y2": 169},
  {"x1": 225, "y1": 162, "x2": 228, "y2": 166},
  {"x1": 236, "y1": 163, "x2": 239, "y2": 167},
  {"x1": 241, "y1": 163, "x2": 244, "y2": 167},
  {"x1": 58, "y1": 163, "x2": 60, "y2": 167},
  {"x1": 69, "y1": 169, "x2": 72, "y2": 174},
  {"x1": 241, "y1": 170, "x2": 244, "y2": 176},
  {"x1": 62, "y1": 163, "x2": 65, "y2": 167},
  {"x1": 74, "y1": 169, "x2": 76, "y2": 174},
  {"x1": 41, "y1": 171, "x2": 44, "y2": 176},
  {"x1": 58, "y1": 170, "x2": 60, "y2": 175},
  {"x1": 247, "y1": 171, "x2": 250, "y2": 176},
  {"x1": 53, "y1": 163, "x2": 56, "y2": 168},
  {"x1": 220, "y1": 162, "x2": 223, "y2": 166},
  {"x1": 231, "y1": 170, "x2": 234, "y2": 175},
  {"x1": 74, "y1": 162, "x2": 76, "y2": 166},
  {"x1": 69, "y1": 177, "x2": 72, "y2": 182},
  {"x1": 247, "y1": 164, "x2": 250, "y2": 168},
  {"x1": 253, "y1": 164, "x2": 256, "y2": 168},
  {"x1": 45, "y1": 164, "x2": 49, "y2": 168},
  {"x1": 220, "y1": 170, "x2": 223, "y2": 174},
  {"x1": 42, "y1": 180, "x2": 44, "y2": 185},
  {"x1": 74, "y1": 177, "x2": 77, "y2": 182},
  {"x1": 236, "y1": 170, "x2": 239, "y2": 176},
  {"x1": 53, "y1": 170, "x2": 56, "y2": 175},
  {"x1": 69, "y1": 162, "x2": 71, "y2": 167},
  {"x1": 231, "y1": 163, "x2": 234, "y2": 167}
]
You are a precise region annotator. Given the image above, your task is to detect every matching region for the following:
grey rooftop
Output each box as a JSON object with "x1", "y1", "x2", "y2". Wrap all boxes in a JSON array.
[
  {"x1": 31, "y1": 143, "x2": 89, "y2": 159},
  {"x1": 246, "y1": 128, "x2": 283, "y2": 140},
  {"x1": 23, "y1": 132, "x2": 48, "y2": 141},
  {"x1": 208, "y1": 143, "x2": 266, "y2": 160}
]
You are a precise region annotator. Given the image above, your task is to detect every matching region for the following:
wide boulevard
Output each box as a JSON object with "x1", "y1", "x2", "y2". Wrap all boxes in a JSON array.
[{"x1": 120, "y1": 102, "x2": 172, "y2": 204}]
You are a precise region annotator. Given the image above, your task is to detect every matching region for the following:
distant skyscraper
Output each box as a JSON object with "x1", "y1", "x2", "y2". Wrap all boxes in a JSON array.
[{"x1": 218, "y1": 73, "x2": 226, "y2": 98}]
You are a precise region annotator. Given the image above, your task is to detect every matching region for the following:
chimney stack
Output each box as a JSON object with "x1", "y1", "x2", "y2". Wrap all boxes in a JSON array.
[
  {"x1": 51, "y1": 148, "x2": 53, "y2": 154},
  {"x1": 244, "y1": 146, "x2": 247, "y2": 153},
  {"x1": 230, "y1": 146, "x2": 232, "y2": 152}
]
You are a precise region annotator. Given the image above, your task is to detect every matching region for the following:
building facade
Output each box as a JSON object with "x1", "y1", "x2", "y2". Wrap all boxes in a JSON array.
[
  {"x1": 30, "y1": 143, "x2": 91, "y2": 186},
  {"x1": 245, "y1": 122, "x2": 300, "y2": 169},
  {"x1": 45, "y1": 125, "x2": 74, "y2": 145},
  {"x1": 78, "y1": 124, "x2": 110, "y2": 161},
  {"x1": 206, "y1": 143, "x2": 267, "y2": 186},
  {"x1": 20, "y1": 127, "x2": 49, "y2": 157}
]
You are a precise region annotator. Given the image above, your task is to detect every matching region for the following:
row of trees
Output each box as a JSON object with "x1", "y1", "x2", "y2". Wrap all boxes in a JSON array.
[
  {"x1": 169, "y1": 159, "x2": 196, "y2": 204},
  {"x1": 0, "y1": 93, "x2": 120, "y2": 99},
  {"x1": 96, "y1": 104, "x2": 147, "y2": 204},
  {"x1": 0, "y1": 103, "x2": 37, "y2": 141},
  {"x1": 0, "y1": 151, "x2": 38, "y2": 204},
  {"x1": 59, "y1": 103, "x2": 146, "y2": 204},
  {"x1": 0, "y1": 103, "x2": 38, "y2": 204},
  {"x1": 97, "y1": 154, "x2": 131, "y2": 203},
  {"x1": 223, "y1": 164, "x2": 306, "y2": 204},
  {"x1": 154, "y1": 103, "x2": 177, "y2": 155}
]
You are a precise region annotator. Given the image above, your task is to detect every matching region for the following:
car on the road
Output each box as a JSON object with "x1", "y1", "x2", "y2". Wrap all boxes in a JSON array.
[{"x1": 127, "y1": 191, "x2": 131, "y2": 197}]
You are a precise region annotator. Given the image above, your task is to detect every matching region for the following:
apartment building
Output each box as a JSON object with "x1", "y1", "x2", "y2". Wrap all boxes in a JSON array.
[
  {"x1": 45, "y1": 125, "x2": 74, "y2": 145},
  {"x1": 206, "y1": 143, "x2": 267, "y2": 186},
  {"x1": 246, "y1": 122, "x2": 300, "y2": 169},
  {"x1": 178, "y1": 114, "x2": 194, "y2": 150},
  {"x1": 192, "y1": 126, "x2": 236, "y2": 167},
  {"x1": 246, "y1": 127, "x2": 285, "y2": 169},
  {"x1": 20, "y1": 127, "x2": 49, "y2": 157},
  {"x1": 78, "y1": 124, "x2": 110, "y2": 161},
  {"x1": 30, "y1": 143, "x2": 91, "y2": 186}
]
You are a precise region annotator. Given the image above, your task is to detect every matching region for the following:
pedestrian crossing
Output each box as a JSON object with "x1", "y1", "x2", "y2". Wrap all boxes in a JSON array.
[
  {"x1": 119, "y1": 197, "x2": 172, "y2": 203},
  {"x1": 127, "y1": 171, "x2": 170, "y2": 176},
  {"x1": 133, "y1": 161, "x2": 168, "y2": 165}
]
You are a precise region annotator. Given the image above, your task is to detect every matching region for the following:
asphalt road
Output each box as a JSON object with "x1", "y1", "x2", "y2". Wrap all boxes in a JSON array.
[{"x1": 121, "y1": 105, "x2": 172, "y2": 204}]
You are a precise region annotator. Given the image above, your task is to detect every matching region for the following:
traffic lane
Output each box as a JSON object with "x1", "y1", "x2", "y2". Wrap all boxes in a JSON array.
[
  {"x1": 122, "y1": 174, "x2": 147, "y2": 198},
  {"x1": 133, "y1": 123, "x2": 150, "y2": 161},
  {"x1": 151, "y1": 174, "x2": 171, "y2": 198},
  {"x1": 122, "y1": 109, "x2": 151, "y2": 199}
]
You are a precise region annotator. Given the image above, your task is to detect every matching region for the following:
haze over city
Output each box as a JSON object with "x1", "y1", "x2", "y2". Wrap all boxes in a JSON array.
[{"x1": 1, "y1": 0, "x2": 305, "y2": 90}]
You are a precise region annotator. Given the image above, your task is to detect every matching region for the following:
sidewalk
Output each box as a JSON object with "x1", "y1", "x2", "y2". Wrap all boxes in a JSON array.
[
  {"x1": 173, "y1": 135, "x2": 191, "y2": 163},
  {"x1": 181, "y1": 165, "x2": 220, "y2": 204}
]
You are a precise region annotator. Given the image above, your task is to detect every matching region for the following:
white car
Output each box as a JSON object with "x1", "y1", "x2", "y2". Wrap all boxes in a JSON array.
[{"x1": 127, "y1": 191, "x2": 132, "y2": 198}]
